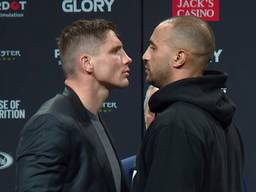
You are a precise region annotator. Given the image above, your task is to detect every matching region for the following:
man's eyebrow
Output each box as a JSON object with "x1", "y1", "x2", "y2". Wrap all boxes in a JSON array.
[
  {"x1": 110, "y1": 44, "x2": 122, "y2": 52},
  {"x1": 149, "y1": 40, "x2": 156, "y2": 46}
]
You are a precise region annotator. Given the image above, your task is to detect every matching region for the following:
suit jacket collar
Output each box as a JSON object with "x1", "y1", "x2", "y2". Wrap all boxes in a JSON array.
[
  {"x1": 62, "y1": 86, "x2": 91, "y2": 122},
  {"x1": 62, "y1": 86, "x2": 127, "y2": 192}
]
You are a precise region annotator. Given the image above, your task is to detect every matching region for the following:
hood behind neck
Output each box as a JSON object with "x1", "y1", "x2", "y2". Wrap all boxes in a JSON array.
[{"x1": 149, "y1": 71, "x2": 236, "y2": 128}]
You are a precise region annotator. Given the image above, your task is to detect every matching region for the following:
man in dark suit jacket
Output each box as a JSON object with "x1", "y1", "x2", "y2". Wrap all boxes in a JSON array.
[{"x1": 15, "y1": 19, "x2": 132, "y2": 192}]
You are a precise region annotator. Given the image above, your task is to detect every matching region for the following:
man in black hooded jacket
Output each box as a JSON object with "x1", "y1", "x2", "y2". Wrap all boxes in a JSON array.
[{"x1": 132, "y1": 16, "x2": 244, "y2": 192}]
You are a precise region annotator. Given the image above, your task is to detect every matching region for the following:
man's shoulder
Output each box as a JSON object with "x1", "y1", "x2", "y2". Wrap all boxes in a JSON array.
[
  {"x1": 157, "y1": 102, "x2": 200, "y2": 121},
  {"x1": 24, "y1": 94, "x2": 76, "y2": 131},
  {"x1": 37, "y1": 93, "x2": 71, "y2": 114},
  {"x1": 162, "y1": 102, "x2": 208, "y2": 119},
  {"x1": 155, "y1": 102, "x2": 213, "y2": 136}
]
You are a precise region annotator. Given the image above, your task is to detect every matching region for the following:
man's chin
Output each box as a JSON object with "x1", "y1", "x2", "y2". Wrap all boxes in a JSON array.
[
  {"x1": 113, "y1": 80, "x2": 129, "y2": 89},
  {"x1": 120, "y1": 81, "x2": 129, "y2": 88}
]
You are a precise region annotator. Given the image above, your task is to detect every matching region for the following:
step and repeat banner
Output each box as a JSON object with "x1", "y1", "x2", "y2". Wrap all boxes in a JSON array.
[
  {"x1": 0, "y1": 0, "x2": 142, "y2": 190},
  {"x1": 1, "y1": 0, "x2": 256, "y2": 191}
]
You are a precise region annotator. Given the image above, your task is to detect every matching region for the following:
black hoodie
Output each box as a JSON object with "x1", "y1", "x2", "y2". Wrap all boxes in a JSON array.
[{"x1": 132, "y1": 71, "x2": 244, "y2": 192}]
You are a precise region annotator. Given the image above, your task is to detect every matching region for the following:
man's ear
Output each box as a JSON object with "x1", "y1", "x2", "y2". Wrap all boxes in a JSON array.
[
  {"x1": 173, "y1": 50, "x2": 187, "y2": 68},
  {"x1": 80, "y1": 54, "x2": 93, "y2": 73}
]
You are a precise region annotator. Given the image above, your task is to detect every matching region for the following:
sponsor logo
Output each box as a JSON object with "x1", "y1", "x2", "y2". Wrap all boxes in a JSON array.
[
  {"x1": 221, "y1": 88, "x2": 227, "y2": 93},
  {"x1": 0, "y1": 152, "x2": 13, "y2": 170},
  {"x1": 172, "y1": 0, "x2": 220, "y2": 21},
  {"x1": 54, "y1": 48, "x2": 62, "y2": 65},
  {"x1": 211, "y1": 48, "x2": 223, "y2": 64},
  {"x1": 0, "y1": 0, "x2": 28, "y2": 18},
  {"x1": 0, "y1": 100, "x2": 26, "y2": 119},
  {"x1": 0, "y1": 49, "x2": 21, "y2": 61},
  {"x1": 62, "y1": 0, "x2": 115, "y2": 13},
  {"x1": 100, "y1": 102, "x2": 118, "y2": 112},
  {"x1": 54, "y1": 48, "x2": 222, "y2": 65}
]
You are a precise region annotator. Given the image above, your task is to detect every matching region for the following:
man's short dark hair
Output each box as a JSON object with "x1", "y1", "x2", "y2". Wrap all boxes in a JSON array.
[{"x1": 58, "y1": 19, "x2": 117, "y2": 78}]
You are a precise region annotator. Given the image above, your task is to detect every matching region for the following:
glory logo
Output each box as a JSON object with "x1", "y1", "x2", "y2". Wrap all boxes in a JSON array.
[{"x1": 62, "y1": 0, "x2": 115, "y2": 13}]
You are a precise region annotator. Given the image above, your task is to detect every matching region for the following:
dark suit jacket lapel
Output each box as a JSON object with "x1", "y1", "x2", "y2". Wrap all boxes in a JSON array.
[{"x1": 62, "y1": 86, "x2": 117, "y2": 192}]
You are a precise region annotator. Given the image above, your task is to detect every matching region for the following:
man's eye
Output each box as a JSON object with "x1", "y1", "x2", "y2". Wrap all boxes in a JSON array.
[
  {"x1": 149, "y1": 45, "x2": 155, "y2": 50},
  {"x1": 112, "y1": 47, "x2": 121, "y2": 53}
]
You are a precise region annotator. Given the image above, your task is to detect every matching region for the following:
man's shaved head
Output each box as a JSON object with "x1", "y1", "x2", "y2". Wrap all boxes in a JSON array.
[{"x1": 160, "y1": 16, "x2": 215, "y2": 63}]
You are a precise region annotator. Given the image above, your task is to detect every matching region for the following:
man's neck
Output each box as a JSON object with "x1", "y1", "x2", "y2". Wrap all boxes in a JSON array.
[{"x1": 65, "y1": 79, "x2": 109, "y2": 115}]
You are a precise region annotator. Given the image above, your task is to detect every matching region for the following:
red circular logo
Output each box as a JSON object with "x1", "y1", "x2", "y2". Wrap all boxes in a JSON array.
[{"x1": 10, "y1": 1, "x2": 21, "y2": 11}]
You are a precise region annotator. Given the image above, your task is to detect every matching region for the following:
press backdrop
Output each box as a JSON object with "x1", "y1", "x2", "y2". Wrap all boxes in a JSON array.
[{"x1": 1, "y1": 0, "x2": 255, "y2": 191}]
